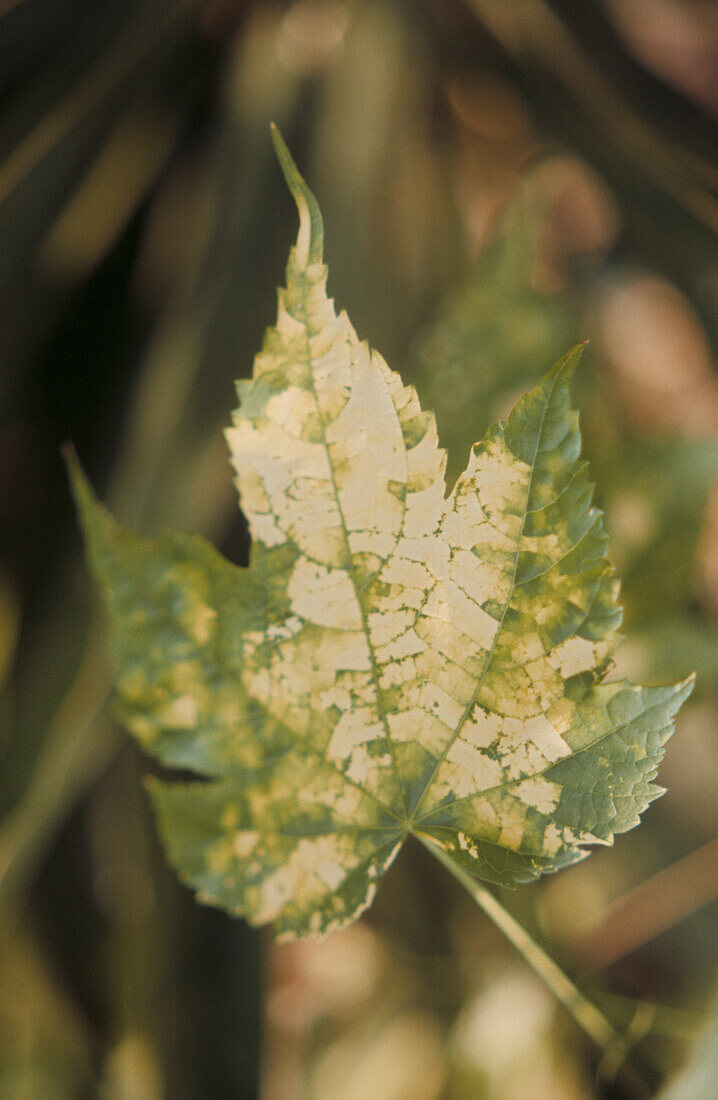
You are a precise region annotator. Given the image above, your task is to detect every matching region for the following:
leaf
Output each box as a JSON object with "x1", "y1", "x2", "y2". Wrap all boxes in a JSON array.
[
  {"x1": 410, "y1": 201, "x2": 575, "y2": 487},
  {"x1": 69, "y1": 126, "x2": 694, "y2": 940},
  {"x1": 595, "y1": 436, "x2": 718, "y2": 628}
]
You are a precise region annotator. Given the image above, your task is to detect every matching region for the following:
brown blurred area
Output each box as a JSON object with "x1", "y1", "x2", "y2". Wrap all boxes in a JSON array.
[{"x1": 0, "y1": 1, "x2": 717, "y2": 1097}]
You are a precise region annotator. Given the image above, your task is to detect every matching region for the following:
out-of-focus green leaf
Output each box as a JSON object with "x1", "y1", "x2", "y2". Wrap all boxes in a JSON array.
[
  {"x1": 595, "y1": 437, "x2": 718, "y2": 627},
  {"x1": 410, "y1": 204, "x2": 575, "y2": 487},
  {"x1": 621, "y1": 617, "x2": 718, "y2": 693},
  {"x1": 71, "y1": 132, "x2": 692, "y2": 940}
]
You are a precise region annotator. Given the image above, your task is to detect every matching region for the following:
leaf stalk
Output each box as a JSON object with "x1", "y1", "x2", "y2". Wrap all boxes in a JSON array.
[{"x1": 418, "y1": 834, "x2": 635, "y2": 1081}]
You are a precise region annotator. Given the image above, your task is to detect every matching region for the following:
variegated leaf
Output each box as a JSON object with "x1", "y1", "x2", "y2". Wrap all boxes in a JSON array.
[{"x1": 70, "y1": 127, "x2": 693, "y2": 940}]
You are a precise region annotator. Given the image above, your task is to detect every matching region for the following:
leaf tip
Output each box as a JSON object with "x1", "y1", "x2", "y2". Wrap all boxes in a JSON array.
[
  {"x1": 677, "y1": 671, "x2": 697, "y2": 703},
  {"x1": 551, "y1": 341, "x2": 589, "y2": 383},
  {"x1": 270, "y1": 122, "x2": 324, "y2": 267},
  {"x1": 61, "y1": 439, "x2": 80, "y2": 481},
  {"x1": 62, "y1": 442, "x2": 94, "y2": 518},
  {"x1": 63, "y1": 444, "x2": 119, "y2": 561}
]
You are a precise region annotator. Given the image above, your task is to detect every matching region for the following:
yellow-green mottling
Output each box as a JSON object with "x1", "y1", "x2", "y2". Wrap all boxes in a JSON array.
[{"x1": 70, "y1": 127, "x2": 694, "y2": 940}]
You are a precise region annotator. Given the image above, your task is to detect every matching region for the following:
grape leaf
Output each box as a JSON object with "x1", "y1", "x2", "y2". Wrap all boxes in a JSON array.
[{"x1": 69, "y1": 126, "x2": 694, "y2": 940}]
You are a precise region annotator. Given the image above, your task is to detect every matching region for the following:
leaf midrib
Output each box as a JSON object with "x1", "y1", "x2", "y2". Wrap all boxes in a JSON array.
[{"x1": 295, "y1": 270, "x2": 410, "y2": 820}]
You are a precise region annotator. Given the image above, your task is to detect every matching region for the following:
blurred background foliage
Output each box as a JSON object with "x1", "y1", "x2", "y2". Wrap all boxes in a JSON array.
[{"x1": 1, "y1": 1, "x2": 717, "y2": 1096}]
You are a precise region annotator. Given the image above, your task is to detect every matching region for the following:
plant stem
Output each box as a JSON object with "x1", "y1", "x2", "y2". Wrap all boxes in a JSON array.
[{"x1": 419, "y1": 836, "x2": 632, "y2": 1077}]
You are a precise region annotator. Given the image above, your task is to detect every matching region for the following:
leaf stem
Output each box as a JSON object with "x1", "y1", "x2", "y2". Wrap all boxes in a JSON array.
[{"x1": 418, "y1": 835, "x2": 634, "y2": 1080}]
